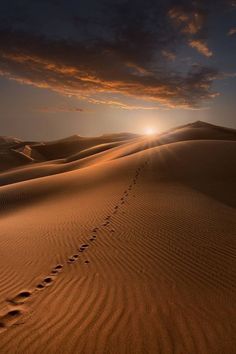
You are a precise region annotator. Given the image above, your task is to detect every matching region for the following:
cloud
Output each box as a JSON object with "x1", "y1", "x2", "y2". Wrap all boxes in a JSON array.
[
  {"x1": 168, "y1": 6, "x2": 205, "y2": 35},
  {"x1": 0, "y1": 28, "x2": 219, "y2": 109},
  {"x1": 81, "y1": 97, "x2": 162, "y2": 110},
  {"x1": 37, "y1": 105, "x2": 84, "y2": 113},
  {"x1": 162, "y1": 50, "x2": 176, "y2": 61},
  {"x1": 228, "y1": 27, "x2": 236, "y2": 35},
  {"x1": 189, "y1": 39, "x2": 213, "y2": 57},
  {"x1": 168, "y1": 4, "x2": 213, "y2": 57},
  {"x1": 0, "y1": 0, "x2": 222, "y2": 110}
]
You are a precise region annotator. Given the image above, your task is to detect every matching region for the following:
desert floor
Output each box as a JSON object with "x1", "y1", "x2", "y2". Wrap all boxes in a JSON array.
[{"x1": 0, "y1": 122, "x2": 235, "y2": 353}]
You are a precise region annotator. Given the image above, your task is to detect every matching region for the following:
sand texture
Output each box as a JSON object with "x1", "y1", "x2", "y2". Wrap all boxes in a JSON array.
[{"x1": 0, "y1": 121, "x2": 235, "y2": 353}]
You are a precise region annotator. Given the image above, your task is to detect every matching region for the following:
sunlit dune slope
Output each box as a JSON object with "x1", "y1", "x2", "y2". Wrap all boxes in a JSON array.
[
  {"x1": 30, "y1": 132, "x2": 140, "y2": 160},
  {"x1": 0, "y1": 132, "x2": 139, "y2": 173},
  {"x1": 0, "y1": 121, "x2": 235, "y2": 187},
  {"x1": 0, "y1": 139, "x2": 235, "y2": 211},
  {"x1": 158, "y1": 120, "x2": 236, "y2": 144},
  {"x1": 0, "y1": 122, "x2": 235, "y2": 353},
  {"x1": 1, "y1": 120, "x2": 235, "y2": 174}
]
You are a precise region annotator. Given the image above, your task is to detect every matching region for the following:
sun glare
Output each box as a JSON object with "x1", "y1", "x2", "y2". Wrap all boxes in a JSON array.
[{"x1": 144, "y1": 127, "x2": 156, "y2": 136}]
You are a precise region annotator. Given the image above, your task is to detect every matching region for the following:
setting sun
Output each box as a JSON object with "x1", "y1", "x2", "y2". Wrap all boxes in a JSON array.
[
  {"x1": 144, "y1": 127, "x2": 156, "y2": 136},
  {"x1": 0, "y1": 0, "x2": 235, "y2": 353}
]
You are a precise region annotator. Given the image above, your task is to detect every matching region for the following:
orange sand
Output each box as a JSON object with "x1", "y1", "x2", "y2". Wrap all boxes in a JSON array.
[{"x1": 0, "y1": 121, "x2": 235, "y2": 353}]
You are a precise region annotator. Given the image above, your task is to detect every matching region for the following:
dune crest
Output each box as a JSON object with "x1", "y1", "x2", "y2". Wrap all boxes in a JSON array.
[{"x1": 0, "y1": 121, "x2": 235, "y2": 353}]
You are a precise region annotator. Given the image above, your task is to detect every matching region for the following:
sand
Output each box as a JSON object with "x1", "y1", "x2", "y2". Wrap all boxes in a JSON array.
[{"x1": 0, "y1": 121, "x2": 235, "y2": 353}]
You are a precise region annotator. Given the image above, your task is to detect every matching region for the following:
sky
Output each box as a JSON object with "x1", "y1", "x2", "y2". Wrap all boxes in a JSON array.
[{"x1": 0, "y1": 0, "x2": 236, "y2": 140}]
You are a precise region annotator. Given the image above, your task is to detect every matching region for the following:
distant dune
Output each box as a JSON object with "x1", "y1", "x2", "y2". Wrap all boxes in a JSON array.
[{"x1": 0, "y1": 121, "x2": 235, "y2": 353}]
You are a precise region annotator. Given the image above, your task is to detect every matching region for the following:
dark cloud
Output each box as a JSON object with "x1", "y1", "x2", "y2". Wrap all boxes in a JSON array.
[
  {"x1": 38, "y1": 106, "x2": 84, "y2": 113},
  {"x1": 0, "y1": 0, "x2": 225, "y2": 109}
]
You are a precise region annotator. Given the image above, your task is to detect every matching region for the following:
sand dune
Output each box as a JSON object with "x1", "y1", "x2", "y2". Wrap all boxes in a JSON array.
[
  {"x1": 30, "y1": 133, "x2": 139, "y2": 160},
  {"x1": 0, "y1": 132, "x2": 139, "y2": 173},
  {"x1": 0, "y1": 121, "x2": 235, "y2": 353},
  {"x1": 1, "y1": 120, "x2": 236, "y2": 188}
]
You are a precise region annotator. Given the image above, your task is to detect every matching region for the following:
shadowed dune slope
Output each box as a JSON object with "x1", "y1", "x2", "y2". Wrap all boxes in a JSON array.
[
  {"x1": 31, "y1": 132, "x2": 140, "y2": 160},
  {"x1": 0, "y1": 132, "x2": 139, "y2": 173},
  {"x1": 0, "y1": 123, "x2": 235, "y2": 353},
  {"x1": 0, "y1": 139, "x2": 235, "y2": 211},
  {"x1": 0, "y1": 120, "x2": 236, "y2": 187}
]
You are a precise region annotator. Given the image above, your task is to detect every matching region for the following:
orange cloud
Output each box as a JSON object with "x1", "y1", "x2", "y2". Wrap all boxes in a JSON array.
[
  {"x1": 0, "y1": 30, "x2": 218, "y2": 109},
  {"x1": 189, "y1": 40, "x2": 213, "y2": 57},
  {"x1": 168, "y1": 7, "x2": 205, "y2": 35},
  {"x1": 168, "y1": 6, "x2": 213, "y2": 58}
]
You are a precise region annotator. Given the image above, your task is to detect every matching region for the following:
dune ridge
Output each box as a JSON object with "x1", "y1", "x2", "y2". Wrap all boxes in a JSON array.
[{"x1": 0, "y1": 121, "x2": 235, "y2": 353}]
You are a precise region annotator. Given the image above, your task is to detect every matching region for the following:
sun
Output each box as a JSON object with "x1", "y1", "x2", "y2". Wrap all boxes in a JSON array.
[{"x1": 144, "y1": 127, "x2": 156, "y2": 136}]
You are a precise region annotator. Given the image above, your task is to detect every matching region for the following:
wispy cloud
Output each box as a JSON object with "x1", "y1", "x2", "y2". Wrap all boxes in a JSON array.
[
  {"x1": 168, "y1": 4, "x2": 213, "y2": 58},
  {"x1": 0, "y1": 1, "x2": 223, "y2": 110},
  {"x1": 37, "y1": 105, "x2": 84, "y2": 113},
  {"x1": 228, "y1": 27, "x2": 236, "y2": 36},
  {"x1": 168, "y1": 6, "x2": 205, "y2": 35},
  {"x1": 0, "y1": 28, "x2": 219, "y2": 110},
  {"x1": 189, "y1": 39, "x2": 213, "y2": 57},
  {"x1": 161, "y1": 50, "x2": 176, "y2": 61}
]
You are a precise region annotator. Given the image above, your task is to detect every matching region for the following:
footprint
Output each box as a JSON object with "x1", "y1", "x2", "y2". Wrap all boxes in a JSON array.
[
  {"x1": 0, "y1": 308, "x2": 23, "y2": 333},
  {"x1": 43, "y1": 277, "x2": 53, "y2": 284},
  {"x1": 51, "y1": 269, "x2": 59, "y2": 274},
  {"x1": 67, "y1": 254, "x2": 79, "y2": 263},
  {"x1": 51, "y1": 264, "x2": 63, "y2": 274},
  {"x1": 54, "y1": 264, "x2": 63, "y2": 270},
  {"x1": 36, "y1": 284, "x2": 45, "y2": 290},
  {"x1": 0, "y1": 164, "x2": 149, "y2": 334},
  {"x1": 1, "y1": 309, "x2": 22, "y2": 326},
  {"x1": 8, "y1": 291, "x2": 31, "y2": 305},
  {"x1": 79, "y1": 244, "x2": 89, "y2": 252},
  {"x1": 6, "y1": 309, "x2": 21, "y2": 318},
  {"x1": 17, "y1": 291, "x2": 30, "y2": 299}
]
